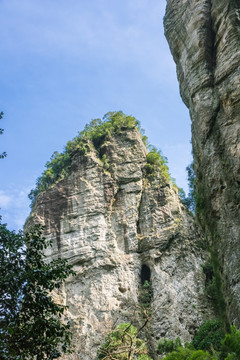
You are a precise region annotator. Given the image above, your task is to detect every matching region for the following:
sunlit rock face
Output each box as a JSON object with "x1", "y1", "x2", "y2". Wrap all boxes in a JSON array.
[
  {"x1": 164, "y1": 0, "x2": 240, "y2": 326},
  {"x1": 27, "y1": 128, "x2": 212, "y2": 359}
]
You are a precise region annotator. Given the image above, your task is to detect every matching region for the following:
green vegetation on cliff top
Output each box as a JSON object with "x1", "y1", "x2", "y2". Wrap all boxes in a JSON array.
[{"x1": 28, "y1": 111, "x2": 171, "y2": 207}]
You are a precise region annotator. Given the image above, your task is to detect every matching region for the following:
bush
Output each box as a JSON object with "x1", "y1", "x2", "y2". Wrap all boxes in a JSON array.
[
  {"x1": 162, "y1": 347, "x2": 217, "y2": 360},
  {"x1": 157, "y1": 338, "x2": 182, "y2": 355},
  {"x1": 97, "y1": 323, "x2": 152, "y2": 360},
  {"x1": 145, "y1": 146, "x2": 170, "y2": 181},
  {"x1": 192, "y1": 319, "x2": 225, "y2": 352},
  {"x1": 158, "y1": 325, "x2": 240, "y2": 360},
  {"x1": 138, "y1": 280, "x2": 153, "y2": 309},
  {"x1": 202, "y1": 261, "x2": 214, "y2": 284},
  {"x1": 220, "y1": 326, "x2": 240, "y2": 360}
]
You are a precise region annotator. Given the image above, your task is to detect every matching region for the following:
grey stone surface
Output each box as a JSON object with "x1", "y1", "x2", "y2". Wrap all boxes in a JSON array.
[
  {"x1": 164, "y1": 0, "x2": 240, "y2": 326},
  {"x1": 27, "y1": 128, "x2": 213, "y2": 359}
]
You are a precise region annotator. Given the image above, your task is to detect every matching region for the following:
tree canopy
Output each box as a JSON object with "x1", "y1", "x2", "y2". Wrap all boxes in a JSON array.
[
  {"x1": 0, "y1": 222, "x2": 75, "y2": 360},
  {"x1": 157, "y1": 322, "x2": 240, "y2": 360}
]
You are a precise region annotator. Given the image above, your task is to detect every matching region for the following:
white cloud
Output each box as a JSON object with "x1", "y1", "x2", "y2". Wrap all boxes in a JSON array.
[
  {"x1": 0, "y1": 190, "x2": 12, "y2": 207},
  {"x1": 0, "y1": 186, "x2": 32, "y2": 230}
]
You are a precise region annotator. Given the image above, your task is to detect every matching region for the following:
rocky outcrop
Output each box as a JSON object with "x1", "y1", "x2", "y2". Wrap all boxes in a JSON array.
[
  {"x1": 164, "y1": 0, "x2": 240, "y2": 326},
  {"x1": 27, "y1": 127, "x2": 213, "y2": 359}
]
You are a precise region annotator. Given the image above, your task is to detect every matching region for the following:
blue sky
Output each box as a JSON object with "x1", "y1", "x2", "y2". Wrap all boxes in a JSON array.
[{"x1": 0, "y1": 0, "x2": 192, "y2": 230}]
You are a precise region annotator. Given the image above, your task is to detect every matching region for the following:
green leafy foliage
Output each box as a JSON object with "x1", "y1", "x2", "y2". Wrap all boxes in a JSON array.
[
  {"x1": 0, "y1": 221, "x2": 75, "y2": 359},
  {"x1": 144, "y1": 146, "x2": 170, "y2": 182},
  {"x1": 220, "y1": 326, "x2": 240, "y2": 360},
  {"x1": 202, "y1": 260, "x2": 214, "y2": 284},
  {"x1": 28, "y1": 151, "x2": 72, "y2": 205},
  {"x1": 97, "y1": 323, "x2": 152, "y2": 360},
  {"x1": 202, "y1": 250, "x2": 228, "y2": 325},
  {"x1": 157, "y1": 338, "x2": 182, "y2": 355},
  {"x1": 212, "y1": 256, "x2": 227, "y2": 326},
  {"x1": 162, "y1": 347, "x2": 217, "y2": 360},
  {"x1": 192, "y1": 319, "x2": 225, "y2": 352},
  {"x1": 158, "y1": 325, "x2": 240, "y2": 360},
  {"x1": 28, "y1": 111, "x2": 147, "y2": 207},
  {"x1": 201, "y1": 260, "x2": 220, "y2": 306},
  {"x1": 205, "y1": 276, "x2": 218, "y2": 303},
  {"x1": 78, "y1": 112, "x2": 147, "y2": 150},
  {"x1": 224, "y1": 355, "x2": 237, "y2": 360},
  {"x1": 138, "y1": 280, "x2": 153, "y2": 310},
  {"x1": 0, "y1": 111, "x2": 7, "y2": 159}
]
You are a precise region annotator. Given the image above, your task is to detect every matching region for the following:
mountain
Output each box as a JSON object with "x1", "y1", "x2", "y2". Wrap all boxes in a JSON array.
[{"x1": 26, "y1": 113, "x2": 213, "y2": 359}]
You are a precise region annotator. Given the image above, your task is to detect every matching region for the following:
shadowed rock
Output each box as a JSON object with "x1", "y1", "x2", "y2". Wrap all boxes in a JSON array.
[{"x1": 164, "y1": 0, "x2": 240, "y2": 326}]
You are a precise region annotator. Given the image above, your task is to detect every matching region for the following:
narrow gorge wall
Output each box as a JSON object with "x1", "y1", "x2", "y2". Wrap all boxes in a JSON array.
[
  {"x1": 27, "y1": 127, "x2": 213, "y2": 359},
  {"x1": 164, "y1": 0, "x2": 240, "y2": 326}
]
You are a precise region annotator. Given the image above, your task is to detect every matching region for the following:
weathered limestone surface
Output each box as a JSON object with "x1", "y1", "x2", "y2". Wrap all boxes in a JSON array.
[
  {"x1": 27, "y1": 129, "x2": 212, "y2": 359},
  {"x1": 164, "y1": 0, "x2": 240, "y2": 325}
]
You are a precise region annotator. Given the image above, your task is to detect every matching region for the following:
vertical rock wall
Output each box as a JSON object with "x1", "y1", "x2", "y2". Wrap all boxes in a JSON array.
[
  {"x1": 27, "y1": 128, "x2": 213, "y2": 359},
  {"x1": 164, "y1": 0, "x2": 240, "y2": 325}
]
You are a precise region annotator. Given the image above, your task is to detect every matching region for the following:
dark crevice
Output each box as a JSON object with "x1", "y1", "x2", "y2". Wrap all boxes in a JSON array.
[
  {"x1": 205, "y1": 100, "x2": 221, "y2": 141},
  {"x1": 56, "y1": 229, "x2": 61, "y2": 257},
  {"x1": 209, "y1": 0, "x2": 217, "y2": 76},
  {"x1": 136, "y1": 219, "x2": 140, "y2": 234},
  {"x1": 199, "y1": 0, "x2": 220, "y2": 144},
  {"x1": 136, "y1": 188, "x2": 144, "y2": 235},
  {"x1": 141, "y1": 264, "x2": 151, "y2": 285},
  {"x1": 124, "y1": 225, "x2": 129, "y2": 254}
]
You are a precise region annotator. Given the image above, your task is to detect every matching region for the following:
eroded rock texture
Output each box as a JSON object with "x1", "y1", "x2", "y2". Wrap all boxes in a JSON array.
[
  {"x1": 164, "y1": 0, "x2": 240, "y2": 325},
  {"x1": 27, "y1": 128, "x2": 212, "y2": 359}
]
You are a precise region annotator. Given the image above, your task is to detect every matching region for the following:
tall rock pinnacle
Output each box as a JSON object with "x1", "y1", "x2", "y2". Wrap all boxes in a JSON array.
[
  {"x1": 26, "y1": 113, "x2": 213, "y2": 359},
  {"x1": 164, "y1": 0, "x2": 240, "y2": 325}
]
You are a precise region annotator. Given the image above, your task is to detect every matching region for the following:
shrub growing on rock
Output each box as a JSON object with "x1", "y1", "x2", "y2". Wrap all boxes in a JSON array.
[
  {"x1": 192, "y1": 319, "x2": 225, "y2": 352},
  {"x1": 97, "y1": 323, "x2": 152, "y2": 360}
]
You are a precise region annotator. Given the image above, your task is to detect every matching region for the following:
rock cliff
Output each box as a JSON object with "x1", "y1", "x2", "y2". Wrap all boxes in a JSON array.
[
  {"x1": 27, "y1": 119, "x2": 213, "y2": 359},
  {"x1": 164, "y1": 0, "x2": 240, "y2": 326}
]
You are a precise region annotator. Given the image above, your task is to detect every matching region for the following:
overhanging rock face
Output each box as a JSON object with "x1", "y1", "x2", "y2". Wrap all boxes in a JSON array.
[
  {"x1": 27, "y1": 128, "x2": 213, "y2": 359},
  {"x1": 164, "y1": 0, "x2": 240, "y2": 325}
]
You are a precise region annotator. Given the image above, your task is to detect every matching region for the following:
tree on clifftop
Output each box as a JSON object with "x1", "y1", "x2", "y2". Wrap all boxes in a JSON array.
[{"x1": 0, "y1": 223, "x2": 75, "y2": 360}]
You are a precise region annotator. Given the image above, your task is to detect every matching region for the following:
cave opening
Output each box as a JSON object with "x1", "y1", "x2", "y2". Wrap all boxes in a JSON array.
[
  {"x1": 139, "y1": 264, "x2": 153, "y2": 307},
  {"x1": 141, "y1": 264, "x2": 151, "y2": 285}
]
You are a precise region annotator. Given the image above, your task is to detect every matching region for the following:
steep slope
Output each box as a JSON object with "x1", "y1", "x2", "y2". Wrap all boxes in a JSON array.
[
  {"x1": 164, "y1": 0, "x2": 240, "y2": 326},
  {"x1": 26, "y1": 117, "x2": 213, "y2": 359}
]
